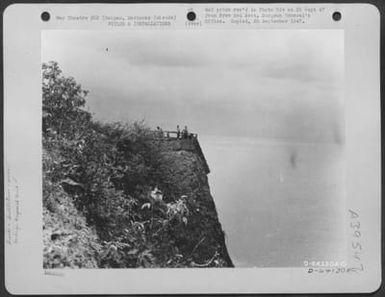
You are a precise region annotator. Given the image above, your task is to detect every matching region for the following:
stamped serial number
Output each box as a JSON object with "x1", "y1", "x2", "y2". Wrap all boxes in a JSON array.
[{"x1": 304, "y1": 260, "x2": 347, "y2": 268}]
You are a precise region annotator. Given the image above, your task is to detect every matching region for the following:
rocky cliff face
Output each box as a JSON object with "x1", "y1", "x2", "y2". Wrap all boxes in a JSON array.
[
  {"x1": 43, "y1": 131, "x2": 233, "y2": 268},
  {"x1": 158, "y1": 138, "x2": 233, "y2": 267}
]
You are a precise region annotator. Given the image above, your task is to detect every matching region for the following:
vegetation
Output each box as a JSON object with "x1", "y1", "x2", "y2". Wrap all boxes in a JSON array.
[{"x1": 42, "y1": 61, "x2": 232, "y2": 268}]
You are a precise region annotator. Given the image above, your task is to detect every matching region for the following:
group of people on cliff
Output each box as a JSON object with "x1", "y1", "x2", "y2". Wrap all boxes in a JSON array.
[
  {"x1": 176, "y1": 125, "x2": 192, "y2": 139},
  {"x1": 156, "y1": 125, "x2": 196, "y2": 139}
]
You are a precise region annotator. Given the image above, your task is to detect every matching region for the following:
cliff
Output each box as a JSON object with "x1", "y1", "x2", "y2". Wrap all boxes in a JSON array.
[
  {"x1": 42, "y1": 61, "x2": 233, "y2": 268},
  {"x1": 42, "y1": 127, "x2": 234, "y2": 268},
  {"x1": 158, "y1": 137, "x2": 233, "y2": 267}
]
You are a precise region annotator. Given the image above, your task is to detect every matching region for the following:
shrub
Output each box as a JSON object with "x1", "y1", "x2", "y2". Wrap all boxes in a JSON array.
[{"x1": 42, "y1": 61, "x2": 194, "y2": 268}]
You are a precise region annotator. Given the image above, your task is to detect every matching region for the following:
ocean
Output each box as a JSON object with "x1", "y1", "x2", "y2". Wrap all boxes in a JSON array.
[{"x1": 199, "y1": 135, "x2": 347, "y2": 267}]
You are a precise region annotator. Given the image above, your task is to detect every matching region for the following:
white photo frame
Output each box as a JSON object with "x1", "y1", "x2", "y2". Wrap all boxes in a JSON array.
[{"x1": 3, "y1": 3, "x2": 381, "y2": 294}]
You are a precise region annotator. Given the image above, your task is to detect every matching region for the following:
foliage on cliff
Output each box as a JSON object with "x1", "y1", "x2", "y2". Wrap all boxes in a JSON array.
[{"x1": 42, "y1": 61, "x2": 233, "y2": 268}]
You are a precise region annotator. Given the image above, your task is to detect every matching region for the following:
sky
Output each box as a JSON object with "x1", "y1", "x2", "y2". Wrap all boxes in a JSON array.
[{"x1": 42, "y1": 29, "x2": 344, "y2": 143}]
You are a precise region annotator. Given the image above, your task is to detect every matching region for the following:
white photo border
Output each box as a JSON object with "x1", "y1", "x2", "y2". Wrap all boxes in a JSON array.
[{"x1": 3, "y1": 3, "x2": 381, "y2": 294}]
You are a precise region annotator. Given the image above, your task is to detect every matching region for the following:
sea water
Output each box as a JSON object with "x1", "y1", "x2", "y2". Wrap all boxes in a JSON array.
[{"x1": 199, "y1": 135, "x2": 346, "y2": 267}]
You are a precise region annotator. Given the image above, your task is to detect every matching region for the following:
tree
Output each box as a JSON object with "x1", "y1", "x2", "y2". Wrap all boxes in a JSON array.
[{"x1": 42, "y1": 61, "x2": 91, "y2": 137}]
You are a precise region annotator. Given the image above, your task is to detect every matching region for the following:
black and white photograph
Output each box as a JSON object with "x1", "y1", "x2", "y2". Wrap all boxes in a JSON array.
[
  {"x1": 3, "y1": 2, "x2": 382, "y2": 294},
  {"x1": 42, "y1": 29, "x2": 346, "y2": 269}
]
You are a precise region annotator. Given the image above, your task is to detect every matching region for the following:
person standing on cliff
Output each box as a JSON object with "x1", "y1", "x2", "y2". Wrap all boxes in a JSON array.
[
  {"x1": 176, "y1": 125, "x2": 181, "y2": 139},
  {"x1": 156, "y1": 126, "x2": 163, "y2": 138},
  {"x1": 182, "y1": 126, "x2": 188, "y2": 139}
]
